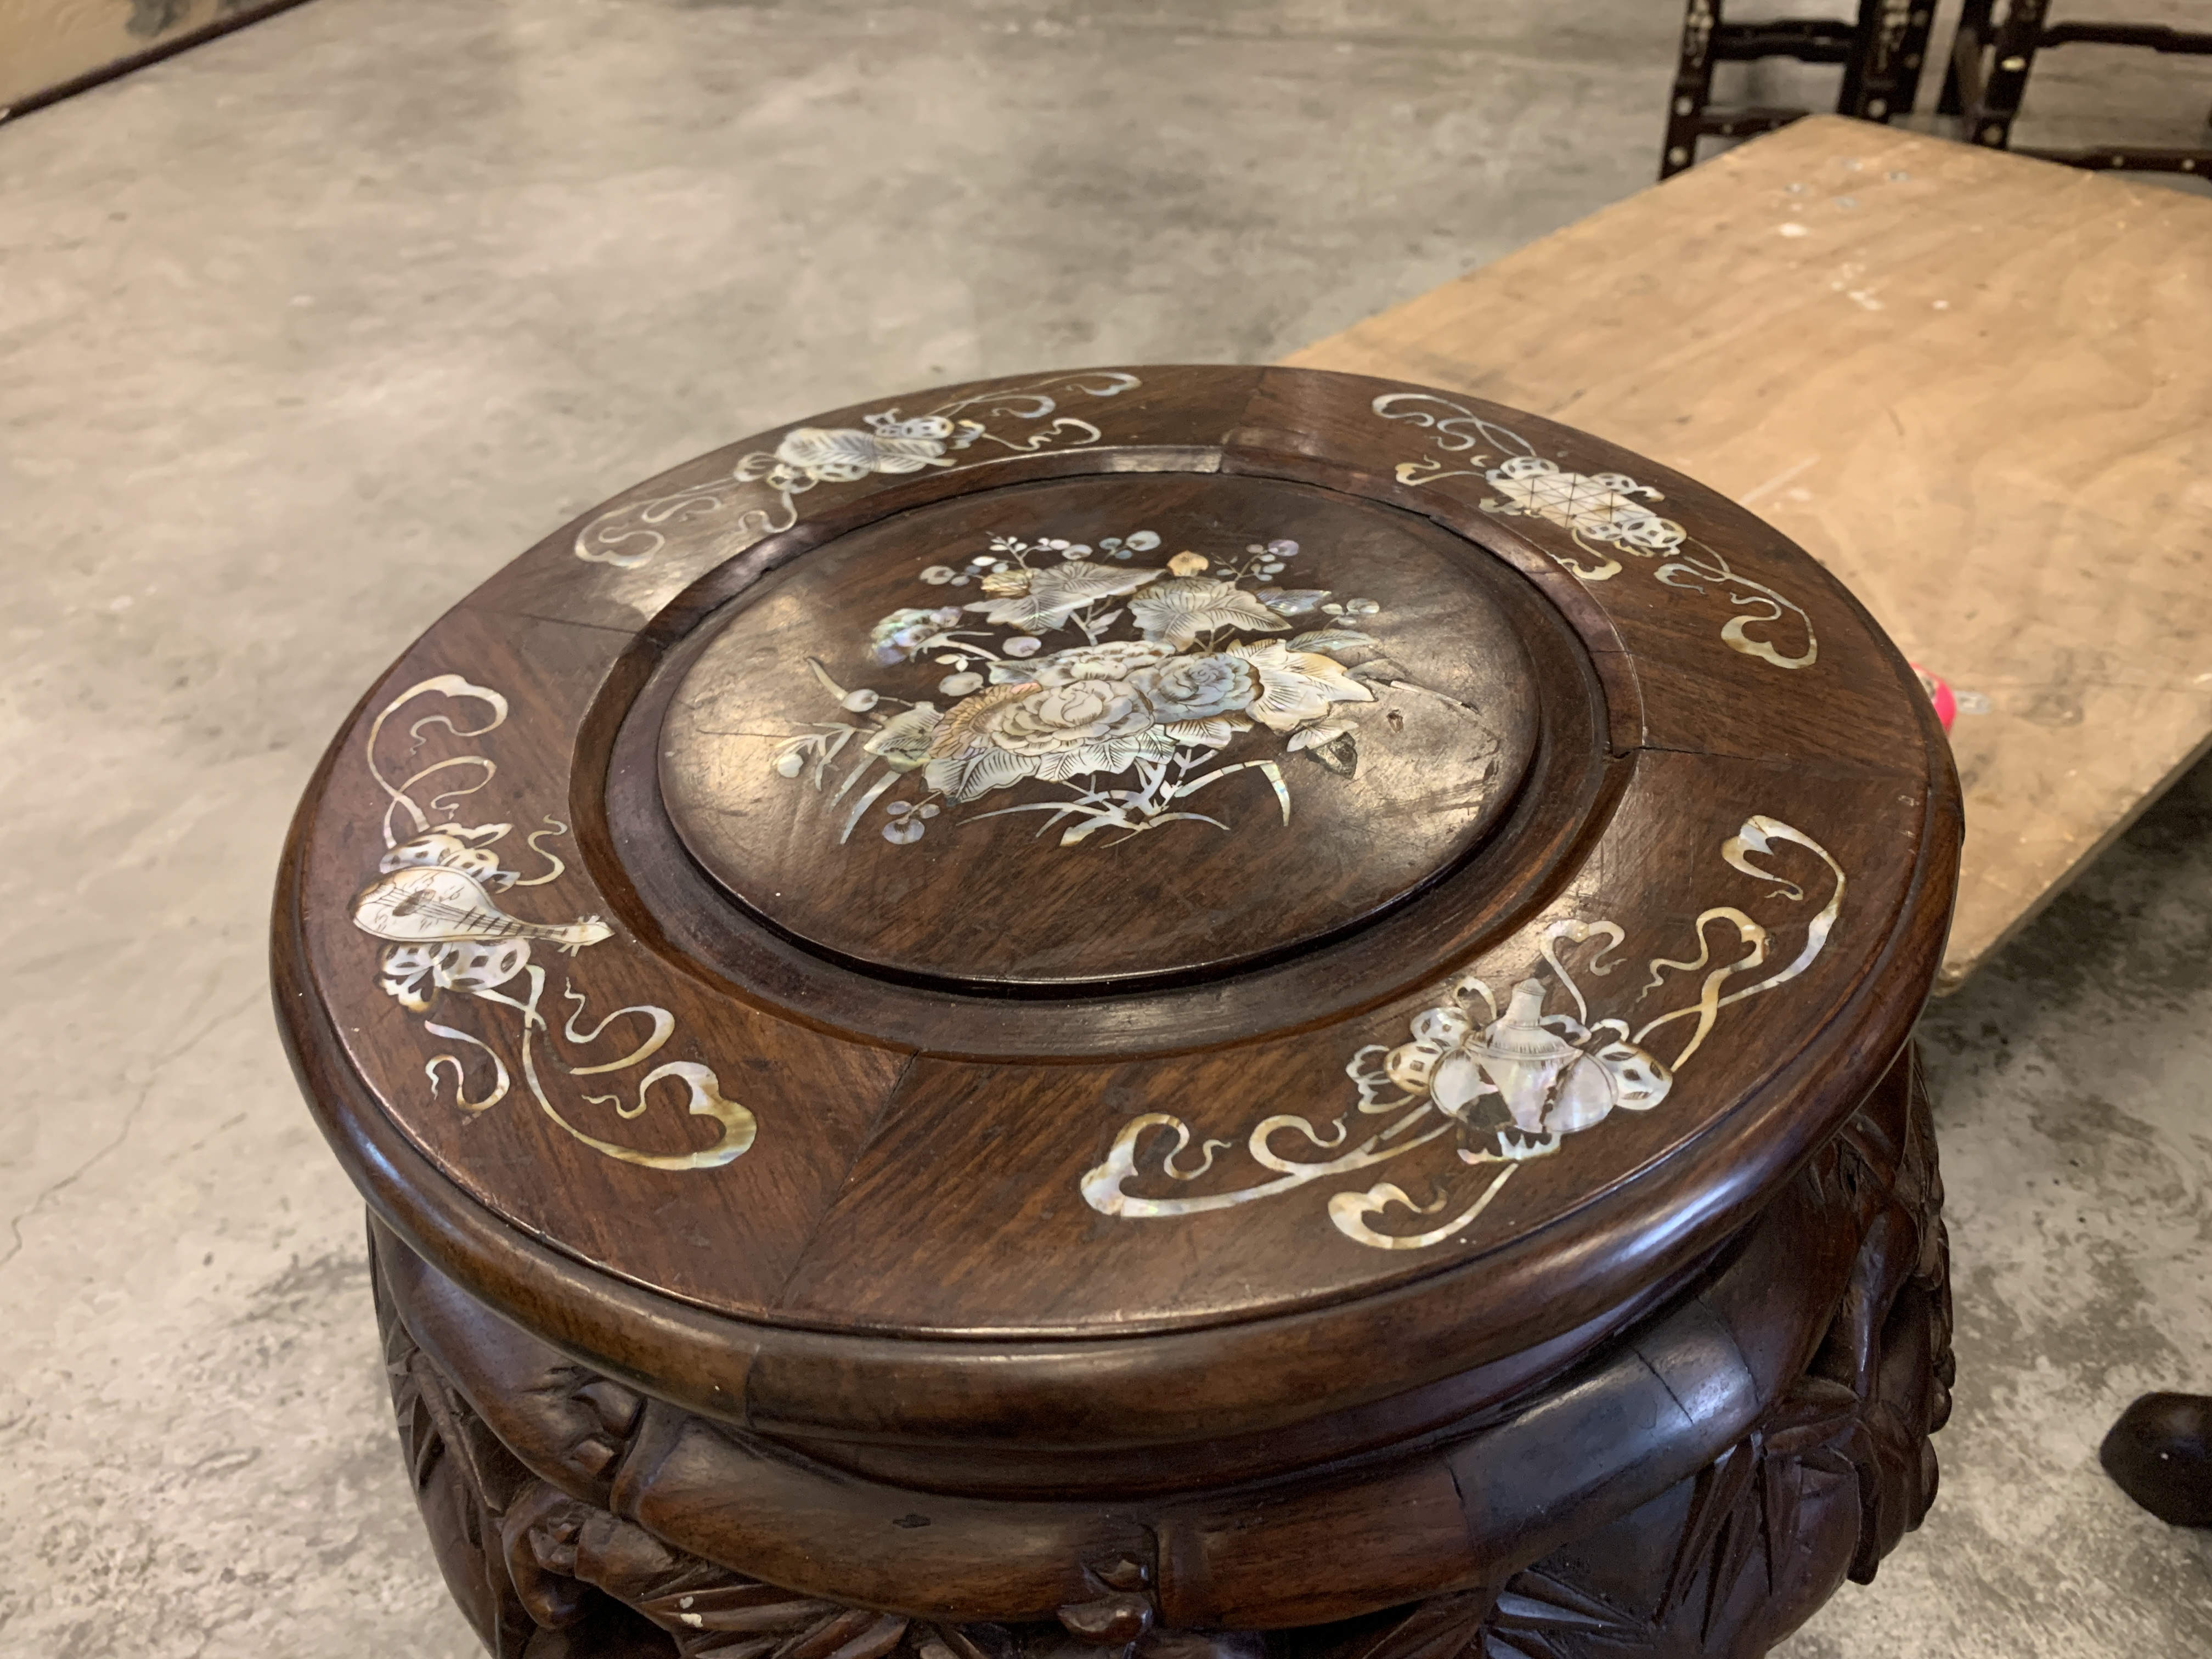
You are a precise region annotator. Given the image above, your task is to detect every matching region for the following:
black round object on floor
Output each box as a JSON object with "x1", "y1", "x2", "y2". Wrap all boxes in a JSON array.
[{"x1": 2101, "y1": 1392, "x2": 2212, "y2": 1527}]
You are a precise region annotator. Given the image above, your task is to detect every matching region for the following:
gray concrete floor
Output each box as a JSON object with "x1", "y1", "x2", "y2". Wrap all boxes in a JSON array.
[{"x1": 3, "y1": 2, "x2": 2210, "y2": 1654}]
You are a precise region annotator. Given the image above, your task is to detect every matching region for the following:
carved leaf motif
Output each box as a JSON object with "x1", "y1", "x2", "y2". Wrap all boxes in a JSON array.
[
  {"x1": 1469, "y1": 1568, "x2": 1668, "y2": 1659},
  {"x1": 1657, "y1": 1440, "x2": 1767, "y2": 1645},
  {"x1": 1128, "y1": 577, "x2": 1291, "y2": 647},
  {"x1": 1345, "y1": 1587, "x2": 1500, "y2": 1659}
]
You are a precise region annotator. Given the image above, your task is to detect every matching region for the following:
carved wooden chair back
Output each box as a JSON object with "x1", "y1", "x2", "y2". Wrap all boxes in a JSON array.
[
  {"x1": 1661, "y1": 0, "x2": 1939, "y2": 178},
  {"x1": 1939, "y1": 0, "x2": 2212, "y2": 177}
]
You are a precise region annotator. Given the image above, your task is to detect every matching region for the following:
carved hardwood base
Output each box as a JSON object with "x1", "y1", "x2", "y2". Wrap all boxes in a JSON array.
[{"x1": 370, "y1": 1051, "x2": 1950, "y2": 1659}]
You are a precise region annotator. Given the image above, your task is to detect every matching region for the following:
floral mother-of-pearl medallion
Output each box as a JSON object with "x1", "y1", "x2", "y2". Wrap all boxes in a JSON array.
[
  {"x1": 1084, "y1": 814, "x2": 1846, "y2": 1249},
  {"x1": 768, "y1": 529, "x2": 1422, "y2": 850},
  {"x1": 1372, "y1": 392, "x2": 1818, "y2": 670}
]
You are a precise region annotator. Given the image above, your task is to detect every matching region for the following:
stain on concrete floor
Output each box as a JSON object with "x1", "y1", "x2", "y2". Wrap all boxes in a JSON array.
[{"x1": 3, "y1": 2, "x2": 2209, "y2": 1655}]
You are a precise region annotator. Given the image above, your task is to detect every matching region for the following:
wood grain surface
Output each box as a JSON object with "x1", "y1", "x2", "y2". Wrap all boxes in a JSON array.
[
  {"x1": 1285, "y1": 114, "x2": 2212, "y2": 986},
  {"x1": 274, "y1": 365, "x2": 1958, "y2": 1469}
]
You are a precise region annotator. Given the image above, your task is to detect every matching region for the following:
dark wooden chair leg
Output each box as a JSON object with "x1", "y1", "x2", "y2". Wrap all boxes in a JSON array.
[
  {"x1": 1937, "y1": 0, "x2": 1991, "y2": 115},
  {"x1": 1841, "y1": 0, "x2": 1939, "y2": 123},
  {"x1": 1662, "y1": 0, "x2": 1725, "y2": 179},
  {"x1": 1895, "y1": 0, "x2": 1940, "y2": 115},
  {"x1": 1964, "y1": 0, "x2": 2052, "y2": 150}
]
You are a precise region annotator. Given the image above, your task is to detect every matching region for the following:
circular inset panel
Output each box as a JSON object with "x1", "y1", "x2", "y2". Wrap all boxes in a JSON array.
[{"x1": 658, "y1": 472, "x2": 1541, "y2": 986}]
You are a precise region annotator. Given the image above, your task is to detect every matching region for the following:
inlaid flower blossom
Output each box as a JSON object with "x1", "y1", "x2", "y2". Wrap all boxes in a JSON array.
[
  {"x1": 1130, "y1": 652, "x2": 1259, "y2": 721},
  {"x1": 1004, "y1": 638, "x2": 1176, "y2": 687},
  {"x1": 927, "y1": 678, "x2": 1178, "y2": 803},
  {"x1": 1224, "y1": 641, "x2": 1374, "y2": 731}
]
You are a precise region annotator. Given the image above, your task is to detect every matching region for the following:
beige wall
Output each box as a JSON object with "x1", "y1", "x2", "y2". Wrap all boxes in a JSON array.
[{"x1": 2, "y1": 0, "x2": 257, "y2": 111}]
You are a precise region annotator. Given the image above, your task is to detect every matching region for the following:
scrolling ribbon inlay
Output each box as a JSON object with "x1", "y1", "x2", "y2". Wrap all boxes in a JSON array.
[
  {"x1": 347, "y1": 675, "x2": 756, "y2": 1172},
  {"x1": 573, "y1": 372, "x2": 1143, "y2": 570}
]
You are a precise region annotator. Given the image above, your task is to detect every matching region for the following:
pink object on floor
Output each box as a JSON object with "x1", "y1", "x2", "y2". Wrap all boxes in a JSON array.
[{"x1": 1911, "y1": 664, "x2": 1957, "y2": 733}]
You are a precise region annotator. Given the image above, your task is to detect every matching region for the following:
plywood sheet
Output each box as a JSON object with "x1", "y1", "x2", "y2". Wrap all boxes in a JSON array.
[
  {"x1": 1288, "y1": 115, "x2": 2212, "y2": 986},
  {"x1": 1, "y1": 0, "x2": 301, "y2": 112}
]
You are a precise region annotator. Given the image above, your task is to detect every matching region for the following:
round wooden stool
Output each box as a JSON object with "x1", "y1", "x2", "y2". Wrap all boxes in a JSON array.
[{"x1": 274, "y1": 366, "x2": 1961, "y2": 1659}]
